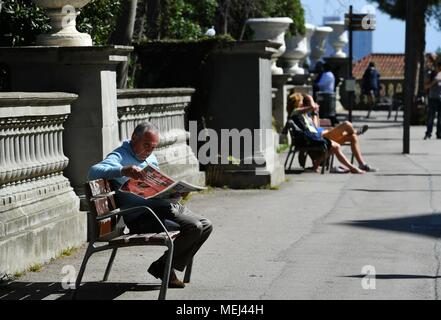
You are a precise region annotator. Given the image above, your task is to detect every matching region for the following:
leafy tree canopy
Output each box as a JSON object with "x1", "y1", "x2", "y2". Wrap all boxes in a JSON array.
[{"x1": 368, "y1": 0, "x2": 441, "y2": 29}]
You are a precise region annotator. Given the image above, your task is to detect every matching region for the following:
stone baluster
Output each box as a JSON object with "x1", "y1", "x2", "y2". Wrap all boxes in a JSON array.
[
  {"x1": 0, "y1": 92, "x2": 88, "y2": 275},
  {"x1": 116, "y1": 88, "x2": 204, "y2": 186}
]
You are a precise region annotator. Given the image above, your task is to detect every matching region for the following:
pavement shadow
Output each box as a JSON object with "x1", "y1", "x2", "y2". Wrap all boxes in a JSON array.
[
  {"x1": 339, "y1": 213, "x2": 441, "y2": 239},
  {"x1": 348, "y1": 189, "x2": 440, "y2": 192},
  {"x1": 342, "y1": 274, "x2": 441, "y2": 279},
  {"x1": 376, "y1": 174, "x2": 441, "y2": 177},
  {"x1": 0, "y1": 281, "x2": 161, "y2": 300}
]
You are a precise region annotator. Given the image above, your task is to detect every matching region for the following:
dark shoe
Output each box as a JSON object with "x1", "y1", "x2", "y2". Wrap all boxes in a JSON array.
[
  {"x1": 148, "y1": 261, "x2": 185, "y2": 288},
  {"x1": 356, "y1": 125, "x2": 369, "y2": 136},
  {"x1": 359, "y1": 163, "x2": 378, "y2": 172},
  {"x1": 168, "y1": 271, "x2": 185, "y2": 288},
  {"x1": 424, "y1": 134, "x2": 431, "y2": 140}
]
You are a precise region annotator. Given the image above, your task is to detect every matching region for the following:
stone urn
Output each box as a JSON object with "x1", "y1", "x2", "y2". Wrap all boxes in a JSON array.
[
  {"x1": 246, "y1": 17, "x2": 293, "y2": 74},
  {"x1": 302, "y1": 23, "x2": 316, "y2": 67},
  {"x1": 310, "y1": 26, "x2": 333, "y2": 67},
  {"x1": 32, "y1": 0, "x2": 92, "y2": 46},
  {"x1": 325, "y1": 21, "x2": 348, "y2": 58},
  {"x1": 282, "y1": 33, "x2": 308, "y2": 75}
]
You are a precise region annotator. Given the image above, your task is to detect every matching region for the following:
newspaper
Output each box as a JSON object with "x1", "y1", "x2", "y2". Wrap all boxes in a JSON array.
[{"x1": 120, "y1": 164, "x2": 206, "y2": 200}]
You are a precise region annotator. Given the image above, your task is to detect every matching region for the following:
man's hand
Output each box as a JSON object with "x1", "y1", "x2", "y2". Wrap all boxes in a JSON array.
[{"x1": 121, "y1": 165, "x2": 146, "y2": 181}]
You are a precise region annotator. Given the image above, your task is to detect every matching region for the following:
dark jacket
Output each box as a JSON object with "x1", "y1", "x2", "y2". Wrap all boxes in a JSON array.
[{"x1": 362, "y1": 66, "x2": 380, "y2": 94}]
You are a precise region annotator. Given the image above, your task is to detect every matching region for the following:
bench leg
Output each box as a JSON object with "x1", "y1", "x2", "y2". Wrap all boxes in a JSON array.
[
  {"x1": 183, "y1": 258, "x2": 193, "y2": 283},
  {"x1": 72, "y1": 243, "x2": 94, "y2": 300},
  {"x1": 158, "y1": 241, "x2": 174, "y2": 300},
  {"x1": 321, "y1": 151, "x2": 327, "y2": 174},
  {"x1": 103, "y1": 248, "x2": 118, "y2": 282},
  {"x1": 284, "y1": 145, "x2": 295, "y2": 170}
]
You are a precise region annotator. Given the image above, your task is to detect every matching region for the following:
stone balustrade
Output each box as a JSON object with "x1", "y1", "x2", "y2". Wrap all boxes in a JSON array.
[
  {"x1": 117, "y1": 88, "x2": 205, "y2": 186},
  {"x1": 0, "y1": 93, "x2": 86, "y2": 275},
  {"x1": 354, "y1": 78, "x2": 404, "y2": 108}
]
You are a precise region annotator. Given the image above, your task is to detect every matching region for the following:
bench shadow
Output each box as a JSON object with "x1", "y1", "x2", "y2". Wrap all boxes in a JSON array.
[
  {"x1": 338, "y1": 213, "x2": 441, "y2": 239},
  {"x1": 0, "y1": 281, "x2": 161, "y2": 300},
  {"x1": 284, "y1": 168, "x2": 305, "y2": 175}
]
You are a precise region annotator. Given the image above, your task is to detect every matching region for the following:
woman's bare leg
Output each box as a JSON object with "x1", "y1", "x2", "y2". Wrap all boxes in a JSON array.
[
  {"x1": 330, "y1": 141, "x2": 365, "y2": 174},
  {"x1": 322, "y1": 121, "x2": 355, "y2": 143},
  {"x1": 336, "y1": 133, "x2": 366, "y2": 166}
]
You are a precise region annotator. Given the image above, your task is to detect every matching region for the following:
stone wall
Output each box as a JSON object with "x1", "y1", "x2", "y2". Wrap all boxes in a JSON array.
[
  {"x1": 117, "y1": 88, "x2": 205, "y2": 186},
  {"x1": 0, "y1": 93, "x2": 86, "y2": 275}
]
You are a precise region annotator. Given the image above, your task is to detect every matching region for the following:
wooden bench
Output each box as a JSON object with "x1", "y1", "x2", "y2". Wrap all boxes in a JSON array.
[{"x1": 73, "y1": 179, "x2": 191, "y2": 300}]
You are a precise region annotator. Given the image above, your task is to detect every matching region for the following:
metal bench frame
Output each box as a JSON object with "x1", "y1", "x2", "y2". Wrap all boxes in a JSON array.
[{"x1": 72, "y1": 179, "x2": 192, "y2": 300}]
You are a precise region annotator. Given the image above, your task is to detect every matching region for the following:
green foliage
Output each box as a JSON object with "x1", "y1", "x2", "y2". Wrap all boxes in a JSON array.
[
  {"x1": 276, "y1": 143, "x2": 290, "y2": 154},
  {"x1": 0, "y1": 0, "x2": 50, "y2": 46},
  {"x1": 77, "y1": 0, "x2": 123, "y2": 45},
  {"x1": 159, "y1": 0, "x2": 218, "y2": 40},
  {"x1": 368, "y1": 0, "x2": 441, "y2": 29},
  {"x1": 0, "y1": 0, "x2": 122, "y2": 46},
  {"x1": 222, "y1": 0, "x2": 305, "y2": 40},
  {"x1": 259, "y1": 0, "x2": 305, "y2": 36}
]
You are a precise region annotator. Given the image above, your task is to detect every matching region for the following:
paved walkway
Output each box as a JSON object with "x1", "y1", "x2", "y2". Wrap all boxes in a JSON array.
[{"x1": 1, "y1": 111, "x2": 441, "y2": 300}]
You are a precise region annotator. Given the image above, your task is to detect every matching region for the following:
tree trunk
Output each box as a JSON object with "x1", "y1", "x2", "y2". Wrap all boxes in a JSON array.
[
  {"x1": 216, "y1": 0, "x2": 230, "y2": 35},
  {"x1": 146, "y1": 0, "x2": 161, "y2": 40},
  {"x1": 109, "y1": 0, "x2": 138, "y2": 89}
]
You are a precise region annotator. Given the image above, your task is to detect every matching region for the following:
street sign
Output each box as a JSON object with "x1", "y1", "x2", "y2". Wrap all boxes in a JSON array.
[
  {"x1": 345, "y1": 79, "x2": 356, "y2": 92},
  {"x1": 345, "y1": 13, "x2": 376, "y2": 31}
]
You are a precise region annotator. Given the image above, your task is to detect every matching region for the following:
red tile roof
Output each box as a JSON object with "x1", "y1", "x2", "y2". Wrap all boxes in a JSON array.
[{"x1": 353, "y1": 53, "x2": 405, "y2": 79}]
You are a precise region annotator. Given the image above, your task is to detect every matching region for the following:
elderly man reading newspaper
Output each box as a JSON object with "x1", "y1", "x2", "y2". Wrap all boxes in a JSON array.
[{"x1": 88, "y1": 122, "x2": 213, "y2": 288}]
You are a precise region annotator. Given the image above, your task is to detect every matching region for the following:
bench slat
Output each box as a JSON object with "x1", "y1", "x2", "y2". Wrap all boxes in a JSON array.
[{"x1": 109, "y1": 231, "x2": 180, "y2": 245}]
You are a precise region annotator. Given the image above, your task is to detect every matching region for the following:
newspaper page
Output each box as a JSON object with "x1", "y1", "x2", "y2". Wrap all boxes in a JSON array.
[{"x1": 120, "y1": 164, "x2": 206, "y2": 200}]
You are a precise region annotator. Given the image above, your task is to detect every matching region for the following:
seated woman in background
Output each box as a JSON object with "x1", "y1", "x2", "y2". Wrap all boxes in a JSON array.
[
  {"x1": 302, "y1": 94, "x2": 378, "y2": 172},
  {"x1": 287, "y1": 92, "x2": 365, "y2": 174}
]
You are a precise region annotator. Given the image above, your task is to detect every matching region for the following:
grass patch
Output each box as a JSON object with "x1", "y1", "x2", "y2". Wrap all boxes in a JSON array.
[
  {"x1": 200, "y1": 186, "x2": 214, "y2": 194},
  {"x1": 13, "y1": 271, "x2": 25, "y2": 278},
  {"x1": 277, "y1": 144, "x2": 290, "y2": 154},
  {"x1": 258, "y1": 184, "x2": 280, "y2": 190},
  {"x1": 58, "y1": 247, "x2": 77, "y2": 259},
  {"x1": 28, "y1": 263, "x2": 43, "y2": 273}
]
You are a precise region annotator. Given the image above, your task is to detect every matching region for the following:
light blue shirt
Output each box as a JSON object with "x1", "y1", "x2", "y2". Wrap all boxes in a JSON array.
[
  {"x1": 88, "y1": 140, "x2": 159, "y2": 189},
  {"x1": 317, "y1": 71, "x2": 335, "y2": 93}
]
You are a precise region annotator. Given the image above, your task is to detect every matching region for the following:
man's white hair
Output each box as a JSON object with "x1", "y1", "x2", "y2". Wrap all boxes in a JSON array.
[{"x1": 133, "y1": 122, "x2": 159, "y2": 137}]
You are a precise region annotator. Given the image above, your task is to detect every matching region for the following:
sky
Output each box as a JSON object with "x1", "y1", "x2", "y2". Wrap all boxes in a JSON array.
[{"x1": 300, "y1": 0, "x2": 441, "y2": 53}]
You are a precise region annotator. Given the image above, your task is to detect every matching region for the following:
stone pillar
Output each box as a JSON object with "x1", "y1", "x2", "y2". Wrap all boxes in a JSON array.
[
  {"x1": 117, "y1": 88, "x2": 205, "y2": 186},
  {"x1": 0, "y1": 92, "x2": 86, "y2": 275},
  {"x1": 200, "y1": 41, "x2": 285, "y2": 188},
  {"x1": 0, "y1": 46, "x2": 132, "y2": 192},
  {"x1": 272, "y1": 74, "x2": 293, "y2": 143}
]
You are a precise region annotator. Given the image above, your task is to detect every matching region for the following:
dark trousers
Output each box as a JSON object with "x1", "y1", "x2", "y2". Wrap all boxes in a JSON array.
[
  {"x1": 426, "y1": 98, "x2": 441, "y2": 138},
  {"x1": 121, "y1": 198, "x2": 213, "y2": 271}
]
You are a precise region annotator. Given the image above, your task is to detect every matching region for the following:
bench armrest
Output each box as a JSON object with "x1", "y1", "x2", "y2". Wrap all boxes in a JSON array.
[{"x1": 96, "y1": 206, "x2": 175, "y2": 244}]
